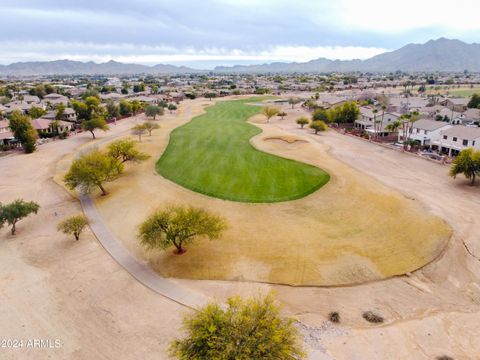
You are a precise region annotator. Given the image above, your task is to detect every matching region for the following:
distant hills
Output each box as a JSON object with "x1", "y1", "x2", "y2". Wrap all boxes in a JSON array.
[
  {"x1": 214, "y1": 38, "x2": 480, "y2": 73},
  {"x1": 0, "y1": 60, "x2": 199, "y2": 76},
  {"x1": 1, "y1": 38, "x2": 480, "y2": 76}
]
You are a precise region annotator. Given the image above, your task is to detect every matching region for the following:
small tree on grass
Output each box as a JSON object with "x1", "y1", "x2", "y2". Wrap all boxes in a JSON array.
[
  {"x1": 262, "y1": 106, "x2": 279, "y2": 123},
  {"x1": 450, "y1": 148, "x2": 480, "y2": 186},
  {"x1": 169, "y1": 293, "x2": 305, "y2": 359},
  {"x1": 288, "y1": 97, "x2": 301, "y2": 109},
  {"x1": 296, "y1": 117, "x2": 309, "y2": 128},
  {"x1": 205, "y1": 92, "x2": 216, "y2": 101},
  {"x1": 138, "y1": 205, "x2": 227, "y2": 254},
  {"x1": 278, "y1": 111, "x2": 287, "y2": 120},
  {"x1": 82, "y1": 115, "x2": 109, "y2": 139},
  {"x1": 0, "y1": 199, "x2": 40, "y2": 235},
  {"x1": 143, "y1": 121, "x2": 160, "y2": 136},
  {"x1": 132, "y1": 123, "x2": 147, "y2": 142},
  {"x1": 145, "y1": 105, "x2": 163, "y2": 120},
  {"x1": 309, "y1": 120, "x2": 328, "y2": 134},
  {"x1": 64, "y1": 150, "x2": 123, "y2": 196},
  {"x1": 107, "y1": 138, "x2": 150, "y2": 163},
  {"x1": 168, "y1": 103, "x2": 178, "y2": 113},
  {"x1": 57, "y1": 215, "x2": 89, "y2": 241}
]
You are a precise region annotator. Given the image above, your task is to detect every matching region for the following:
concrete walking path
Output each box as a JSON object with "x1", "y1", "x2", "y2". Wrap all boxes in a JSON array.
[
  {"x1": 77, "y1": 107, "x2": 209, "y2": 309},
  {"x1": 80, "y1": 194, "x2": 209, "y2": 309}
]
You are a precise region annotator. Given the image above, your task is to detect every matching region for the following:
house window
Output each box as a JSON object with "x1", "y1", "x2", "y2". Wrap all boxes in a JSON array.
[
  {"x1": 463, "y1": 139, "x2": 468, "y2": 146},
  {"x1": 453, "y1": 137, "x2": 457, "y2": 142},
  {"x1": 443, "y1": 135, "x2": 447, "y2": 140}
]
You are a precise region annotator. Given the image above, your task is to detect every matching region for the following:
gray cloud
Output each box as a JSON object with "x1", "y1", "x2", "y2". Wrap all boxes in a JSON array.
[{"x1": 0, "y1": 0, "x2": 478, "y2": 66}]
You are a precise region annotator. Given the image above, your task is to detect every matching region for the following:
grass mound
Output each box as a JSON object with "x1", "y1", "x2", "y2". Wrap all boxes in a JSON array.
[{"x1": 156, "y1": 99, "x2": 329, "y2": 202}]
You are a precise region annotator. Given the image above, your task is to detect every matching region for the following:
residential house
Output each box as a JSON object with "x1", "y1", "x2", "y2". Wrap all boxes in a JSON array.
[
  {"x1": 31, "y1": 118, "x2": 73, "y2": 135},
  {"x1": 354, "y1": 106, "x2": 400, "y2": 136},
  {"x1": 4, "y1": 101, "x2": 39, "y2": 115},
  {"x1": 460, "y1": 108, "x2": 480, "y2": 125},
  {"x1": 433, "y1": 107, "x2": 462, "y2": 124},
  {"x1": 388, "y1": 96, "x2": 428, "y2": 114},
  {"x1": 0, "y1": 119, "x2": 14, "y2": 145},
  {"x1": 439, "y1": 98, "x2": 469, "y2": 112},
  {"x1": 100, "y1": 93, "x2": 124, "y2": 101},
  {"x1": 127, "y1": 95, "x2": 157, "y2": 104},
  {"x1": 408, "y1": 119, "x2": 452, "y2": 146},
  {"x1": 42, "y1": 93, "x2": 69, "y2": 107},
  {"x1": 63, "y1": 108, "x2": 77, "y2": 122},
  {"x1": 167, "y1": 92, "x2": 186, "y2": 103},
  {"x1": 315, "y1": 95, "x2": 348, "y2": 109},
  {"x1": 431, "y1": 126, "x2": 480, "y2": 156},
  {"x1": 21, "y1": 95, "x2": 41, "y2": 104}
]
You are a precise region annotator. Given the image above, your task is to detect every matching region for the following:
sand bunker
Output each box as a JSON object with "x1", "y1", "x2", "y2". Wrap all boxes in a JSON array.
[
  {"x1": 84, "y1": 102, "x2": 451, "y2": 286},
  {"x1": 264, "y1": 136, "x2": 308, "y2": 149}
]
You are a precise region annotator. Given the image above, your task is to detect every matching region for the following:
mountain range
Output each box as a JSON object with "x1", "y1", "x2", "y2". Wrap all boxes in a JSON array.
[
  {"x1": 1, "y1": 38, "x2": 479, "y2": 76},
  {"x1": 214, "y1": 38, "x2": 480, "y2": 73},
  {"x1": 0, "y1": 60, "x2": 198, "y2": 76}
]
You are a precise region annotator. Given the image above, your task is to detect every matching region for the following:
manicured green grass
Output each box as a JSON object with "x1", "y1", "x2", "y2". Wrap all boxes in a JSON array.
[
  {"x1": 449, "y1": 89, "x2": 480, "y2": 98},
  {"x1": 427, "y1": 87, "x2": 480, "y2": 98},
  {"x1": 156, "y1": 99, "x2": 329, "y2": 202}
]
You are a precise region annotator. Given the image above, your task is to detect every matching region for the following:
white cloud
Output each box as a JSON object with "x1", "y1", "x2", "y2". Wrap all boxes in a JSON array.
[
  {"x1": 0, "y1": 41, "x2": 388, "y2": 67},
  {"x1": 337, "y1": 0, "x2": 480, "y2": 33}
]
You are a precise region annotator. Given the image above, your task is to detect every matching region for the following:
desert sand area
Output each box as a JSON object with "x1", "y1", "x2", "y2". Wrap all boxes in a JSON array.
[
  {"x1": 1, "y1": 97, "x2": 480, "y2": 360},
  {"x1": 89, "y1": 99, "x2": 450, "y2": 287},
  {"x1": 0, "y1": 117, "x2": 195, "y2": 360}
]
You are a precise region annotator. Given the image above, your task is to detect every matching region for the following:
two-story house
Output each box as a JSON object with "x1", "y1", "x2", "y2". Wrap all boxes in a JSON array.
[
  {"x1": 355, "y1": 106, "x2": 400, "y2": 136},
  {"x1": 409, "y1": 119, "x2": 452, "y2": 146},
  {"x1": 431, "y1": 126, "x2": 480, "y2": 156}
]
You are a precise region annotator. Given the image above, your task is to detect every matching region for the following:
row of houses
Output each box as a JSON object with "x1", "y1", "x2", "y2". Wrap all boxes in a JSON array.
[
  {"x1": 306, "y1": 91, "x2": 480, "y2": 156},
  {"x1": 408, "y1": 119, "x2": 480, "y2": 156},
  {"x1": 0, "y1": 117, "x2": 74, "y2": 146}
]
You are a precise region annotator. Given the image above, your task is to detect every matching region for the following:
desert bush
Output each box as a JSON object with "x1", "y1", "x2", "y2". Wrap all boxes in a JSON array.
[
  {"x1": 328, "y1": 312, "x2": 340, "y2": 323},
  {"x1": 362, "y1": 311, "x2": 384, "y2": 323}
]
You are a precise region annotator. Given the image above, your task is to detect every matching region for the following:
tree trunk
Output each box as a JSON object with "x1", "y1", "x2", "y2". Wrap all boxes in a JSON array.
[
  {"x1": 138, "y1": 134, "x2": 142, "y2": 142},
  {"x1": 90, "y1": 130, "x2": 96, "y2": 139},
  {"x1": 172, "y1": 239, "x2": 185, "y2": 254},
  {"x1": 471, "y1": 174, "x2": 476, "y2": 186},
  {"x1": 75, "y1": 233, "x2": 79, "y2": 241},
  {"x1": 98, "y1": 183, "x2": 107, "y2": 196},
  {"x1": 11, "y1": 222, "x2": 16, "y2": 235}
]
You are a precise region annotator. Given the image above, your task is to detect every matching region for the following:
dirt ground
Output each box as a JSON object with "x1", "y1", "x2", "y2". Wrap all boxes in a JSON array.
[
  {"x1": 2, "y1": 97, "x2": 480, "y2": 359},
  {"x1": 0, "y1": 118, "x2": 185, "y2": 360},
  {"x1": 91, "y1": 99, "x2": 450, "y2": 286}
]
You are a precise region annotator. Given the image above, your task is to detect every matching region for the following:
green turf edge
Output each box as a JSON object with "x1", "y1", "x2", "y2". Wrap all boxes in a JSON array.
[{"x1": 155, "y1": 98, "x2": 330, "y2": 203}]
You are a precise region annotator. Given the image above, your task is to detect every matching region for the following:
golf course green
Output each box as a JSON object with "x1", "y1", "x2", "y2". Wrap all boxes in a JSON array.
[{"x1": 156, "y1": 99, "x2": 330, "y2": 202}]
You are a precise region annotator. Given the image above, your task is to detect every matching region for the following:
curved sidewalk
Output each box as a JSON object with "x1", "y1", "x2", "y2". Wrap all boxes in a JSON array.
[{"x1": 80, "y1": 194, "x2": 209, "y2": 309}]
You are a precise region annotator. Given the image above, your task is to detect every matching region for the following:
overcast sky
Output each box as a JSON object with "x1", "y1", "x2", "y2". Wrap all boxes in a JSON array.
[{"x1": 1, "y1": 0, "x2": 479, "y2": 68}]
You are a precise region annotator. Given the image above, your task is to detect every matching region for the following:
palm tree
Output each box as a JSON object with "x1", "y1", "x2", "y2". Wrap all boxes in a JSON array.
[
  {"x1": 372, "y1": 108, "x2": 379, "y2": 139},
  {"x1": 400, "y1": 111, "x2": 420, "y2": 149},
  {"x1": 385, "y1": 120, "x2": 401, "y2": 135}
]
